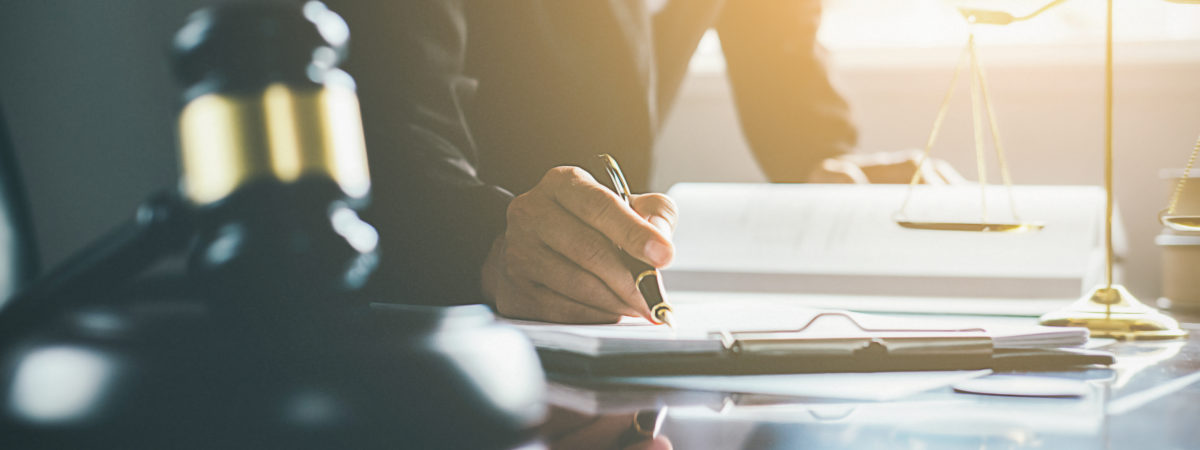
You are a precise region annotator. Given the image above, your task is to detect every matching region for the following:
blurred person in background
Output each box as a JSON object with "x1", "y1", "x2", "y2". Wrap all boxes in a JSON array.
[{"x1": 331, "y1": 0, "x2": 960, "y2": 324}]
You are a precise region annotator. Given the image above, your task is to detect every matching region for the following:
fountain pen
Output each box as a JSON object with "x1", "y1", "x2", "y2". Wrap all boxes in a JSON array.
[{"x1": 593, "y1": 154, "x2": 677, "y2": 328}]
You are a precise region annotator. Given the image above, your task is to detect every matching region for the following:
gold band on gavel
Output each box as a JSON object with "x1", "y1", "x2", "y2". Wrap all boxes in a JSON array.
[{"x1": 177, "y1": 83, "x2": 371, "y2": 205}]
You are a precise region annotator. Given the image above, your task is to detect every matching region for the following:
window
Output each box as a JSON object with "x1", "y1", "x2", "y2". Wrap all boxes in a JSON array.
[
  {"x1": 818, "y1": 0, "x2": 1200, "y2": 49},
  {"x1": 688, "y1": 0, "x2": 1200, "y2": 73}
]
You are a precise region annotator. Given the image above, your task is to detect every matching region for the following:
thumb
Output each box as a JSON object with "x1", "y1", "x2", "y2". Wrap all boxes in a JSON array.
[{"x1": 630, "y1": 193, "x2": 678, "y2": 239}]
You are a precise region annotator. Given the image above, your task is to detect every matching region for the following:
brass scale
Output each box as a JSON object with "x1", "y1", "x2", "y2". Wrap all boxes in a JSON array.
[{"x1": 894, "y1": 0, "x2": 1198, "y2": 339}]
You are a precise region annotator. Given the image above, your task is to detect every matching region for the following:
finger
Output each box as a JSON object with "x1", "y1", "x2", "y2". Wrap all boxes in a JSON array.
[
  {"x1": 817, "y1": 158, "x2": 870, "y2": 184},
  {"x1": 840, "y1": 151, "x2": 884, "y2": 166},
  {"x1": 516, "y1": 199, "x2": 651, "y2": 319},
  {"x1": 543, "y1": 167, "x2": 673, "y2": 267},
  {"x1": 844, "y1": 149, "x2": 923, "y2": 167},
  {"x1": 630, "y1": 193, "x2": 678, "y2": 238},
  {"x1": 506, "y1": 242, "x2": 642, "y2": 318},
  {"x1": 494, "y1": 282, "x2": 622, "y2": 324},
  {"x1": 917, "y1": 159, "x2": 946, "y2": 185}
]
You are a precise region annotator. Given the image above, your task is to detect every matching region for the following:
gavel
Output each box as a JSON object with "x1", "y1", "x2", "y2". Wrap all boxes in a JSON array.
[
  {"x1": 0, "y1": 4, "x2": 546, "y2": 447},
  {"x1": 0, "y1": 0, "x2": 379, "y2": 332},
  {"x1": 175, "y1": 0, "x2": 379, "y2": 319}
]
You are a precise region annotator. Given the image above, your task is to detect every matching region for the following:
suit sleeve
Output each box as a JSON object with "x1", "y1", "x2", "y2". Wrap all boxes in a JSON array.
[
  {"x1": 715, "y1": 0, "x2": 858, "y2": 182},
  {"x1": 326, "y1": 0, "x2": 511, "y2": 306}
]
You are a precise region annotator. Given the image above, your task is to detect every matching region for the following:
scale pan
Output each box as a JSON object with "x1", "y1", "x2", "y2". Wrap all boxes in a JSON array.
[
  {"x1": 896, "y1": 220, "x2": 1044, "y2": 233},
  {"x1": 1160, "y1": 215, "x2": 1200, "y2": 232}
]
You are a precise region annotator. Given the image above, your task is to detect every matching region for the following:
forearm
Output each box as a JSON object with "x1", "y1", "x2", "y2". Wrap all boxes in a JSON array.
[{"x1": 716, "y1": 0, "x2": 857, "y2": 182}]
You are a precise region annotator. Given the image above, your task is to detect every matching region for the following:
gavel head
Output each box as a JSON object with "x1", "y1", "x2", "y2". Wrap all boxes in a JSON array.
[
  {"x1": 173, "y1": 0, "x2": 369, "y2": 206},
  {"x1": 171, "y1": 1, "x2": 378, "y2": 318}
]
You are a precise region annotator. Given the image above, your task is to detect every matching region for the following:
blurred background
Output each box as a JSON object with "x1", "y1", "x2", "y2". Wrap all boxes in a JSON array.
[
  {"x1": 653, "y1": 0, "x2": 1200, "y2": 299},
  {"x1": 1, "y1": 0, "x2": 1198, "y2": 299}
]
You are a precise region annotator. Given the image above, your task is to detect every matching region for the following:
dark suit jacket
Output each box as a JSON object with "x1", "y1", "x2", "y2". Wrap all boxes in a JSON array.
[
  {"x1": 466, "y1": 0, "x2": 856, "y2": 194},
  {"x1": 326, "y1": 0, "x2": 856, "y2": 305}
]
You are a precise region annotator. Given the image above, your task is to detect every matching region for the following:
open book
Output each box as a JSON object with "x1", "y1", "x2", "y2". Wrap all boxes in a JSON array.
[{"x1": 662, "y1": 184, "x2": 1114, "y2": 314}]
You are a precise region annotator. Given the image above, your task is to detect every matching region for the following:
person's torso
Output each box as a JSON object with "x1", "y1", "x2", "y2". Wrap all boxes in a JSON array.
[{"x1": 464, "y1": 0, "x2": 720, "y2": 193}]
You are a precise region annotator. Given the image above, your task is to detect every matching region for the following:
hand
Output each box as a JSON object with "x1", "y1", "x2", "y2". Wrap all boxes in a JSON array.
[
  {"x1": 481, "y1": 166, "x2": 678, "y2": 324},
  {"x1": 808, "y1": 149, "x2": 966, "y2": 184}
]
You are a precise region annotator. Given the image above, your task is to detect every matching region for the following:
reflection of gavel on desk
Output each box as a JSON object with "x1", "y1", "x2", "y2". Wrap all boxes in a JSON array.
[
  {"x1": 541, "y1": 406, "x2": 670, "y2": 450},
  {"x1": 0, "y1": 0, "x2": 378, "y2": 331}
]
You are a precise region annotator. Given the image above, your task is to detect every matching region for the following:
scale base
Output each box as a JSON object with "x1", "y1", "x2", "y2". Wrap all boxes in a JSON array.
[{"x1": 1038, "y1": 284, "x2": 1189, "y2": 340}]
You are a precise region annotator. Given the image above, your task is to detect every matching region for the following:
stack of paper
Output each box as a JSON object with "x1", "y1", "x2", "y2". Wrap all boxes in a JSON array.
[
  {"x1": 507, "y1": 321, "x2": 717, "y2": 356},
  {"x1": 848, "y1": 311, "x2": 1089, "y2": 349},
  {"x1": 507, "y1": 299, "x2": 1087, "y2": 357}
]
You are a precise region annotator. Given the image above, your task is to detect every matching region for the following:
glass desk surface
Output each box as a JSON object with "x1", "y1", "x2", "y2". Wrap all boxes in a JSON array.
[{"x1": 532, "y1": 312, "x2": 1200, "y2": 450}]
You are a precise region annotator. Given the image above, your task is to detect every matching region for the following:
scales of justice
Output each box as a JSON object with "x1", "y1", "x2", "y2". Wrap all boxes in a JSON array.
[{"x1": 896, "y1": 0, "x2": 1198, "y2": 339}]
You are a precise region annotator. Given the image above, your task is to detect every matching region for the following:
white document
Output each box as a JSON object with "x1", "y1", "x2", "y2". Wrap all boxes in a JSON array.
[
  {"x1": 663, "y1": 183, "x2": 1113, "y2": 301},
  {"x1": 507, "y1": 297, "x2": 1087, "y2": 357}
]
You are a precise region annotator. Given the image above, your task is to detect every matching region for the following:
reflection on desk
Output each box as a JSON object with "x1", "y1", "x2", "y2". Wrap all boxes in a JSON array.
[
  {"x1": 542, "y1": 314, "x2": 1200, "y2": 450},
  {"x1": 539, "y1": 406, "x2": 671, "y2": 450}
]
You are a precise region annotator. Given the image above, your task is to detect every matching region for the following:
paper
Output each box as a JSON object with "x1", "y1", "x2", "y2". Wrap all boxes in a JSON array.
[
  {"x1": 681, "y1": 295, "x2": 1089, "y2": 348},
  {"x1": 665, "y1": 290, "x2": 1073, "y2": 317},
  {"x1": 507, "y1": 297, "x2": 1086, "y2": 356},
  {"x1": 663, "y1": 183, "x2": 1111, "y2": 300},
  {"x1": 843, "y1": 309, "x2": 1089, "y2": 348},
  {"x1": 598, "y1": 370, "x2": 991, "y2": 402},
  {"x1": 508, "y1": 317, "x2": 721, "y2": 356}
]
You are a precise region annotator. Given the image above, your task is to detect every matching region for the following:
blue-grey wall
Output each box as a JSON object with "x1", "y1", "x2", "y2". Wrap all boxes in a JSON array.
[{"x1": 0, "y1": 0, "x2": 236, "y2": 270}]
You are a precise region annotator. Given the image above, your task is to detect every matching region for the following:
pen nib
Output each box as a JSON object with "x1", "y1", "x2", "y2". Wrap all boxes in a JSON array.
[{"x1": 656, "y1": 309, "x2": 677, "y2": 329}]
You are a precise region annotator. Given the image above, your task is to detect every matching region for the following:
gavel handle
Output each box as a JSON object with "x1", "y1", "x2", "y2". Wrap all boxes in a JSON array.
[{"x1": 0, "y1": 191, "x2": 194, "y2": 337}]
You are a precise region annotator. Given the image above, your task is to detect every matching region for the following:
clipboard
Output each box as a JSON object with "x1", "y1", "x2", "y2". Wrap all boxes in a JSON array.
[{"x1": 535, "y1": 313, "x2": 1112, "y2": 376}]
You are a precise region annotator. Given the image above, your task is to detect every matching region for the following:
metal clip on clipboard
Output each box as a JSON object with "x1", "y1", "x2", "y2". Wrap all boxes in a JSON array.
[{"x1": 709, "y1": 312, "x2": 993, "y2": 359}]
